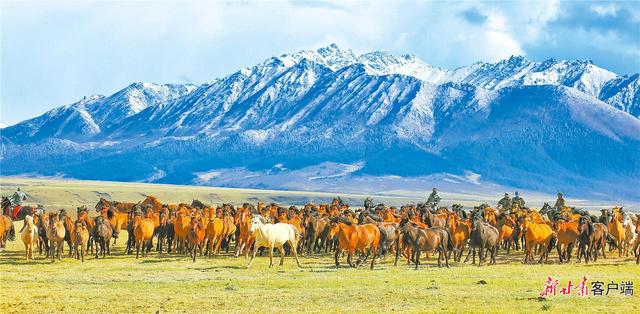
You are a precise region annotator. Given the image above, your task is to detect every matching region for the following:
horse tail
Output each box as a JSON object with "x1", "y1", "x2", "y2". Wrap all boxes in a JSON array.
[
  {"x1": 378, "y1": 228, "x2": 387, "y2": 256},
  {"x1": 445, "y1": 228, "x2": 454, "y2": 251},
  {"x1": 8, "y1": 220, "x2": 15, "y2": 241},
  {"x1": 547, "y1": 232, "x2": 557, "y2": 253},
  {"x1": 606, "y1": 233, "x2": 617, "y2": 248},
  {"x1": 291, "y1": 224, "x2": 300, "y2": 243}
]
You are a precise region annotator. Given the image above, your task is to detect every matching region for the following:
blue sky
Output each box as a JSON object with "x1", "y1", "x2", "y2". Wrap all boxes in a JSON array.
[{"x1": 1, "y1": 1, "x2": 639, "y2": 126}]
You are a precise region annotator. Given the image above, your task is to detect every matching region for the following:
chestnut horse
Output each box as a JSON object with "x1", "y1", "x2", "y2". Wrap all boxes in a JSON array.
[
  {"x1": 234, "y1": 209, "x2": 254, "y2": 258},
  {"x1": 187, "y1": 215, "x2": 206, "y2": 262},
  {"x1": 72, "y1": 220, "x2": 89, "y2": 262},
  {"x1": 397, "y1": 219, "x2": 453, "y2": 269},
  {"x1": 141, "y1": 196, "x2": 164, "y2": 213},
  {"x1": 554, "y1": 219, "x2": 580, "y2": 263},
  {"x1": 520, "y1": 217, "x2": 556, "y2": 264},
  {"x1": 173, "y1": 211, "x2": 190, "y2": 254},
  {"x1": 448, "y1": 212, "x2": 471, "y2": 262},
  {"x1": 205, "y1": 209, "x2": 225, "y2": 256},
  {"x1": 133, "y1": 215, "x2": 155, "y2": 258},
  {"x1": 46, "y1": 213, "x2": 66, "y2": 262},
  {"x1": 329, "y1": 217, "x2": 381, "y2": 269},
  {"x1": 21, "y1": 215, "x2": 38, "y2": 260},
  {"x1": 608, "y1": 211, "x2": 625, "y2": 257}
]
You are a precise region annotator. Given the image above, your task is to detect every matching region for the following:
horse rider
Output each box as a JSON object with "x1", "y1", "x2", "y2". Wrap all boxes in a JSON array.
[
  {"x1": 553, "y1": 192, "x2": 566, "y2": 210},
  {"x1": 426, "y1": 188, "x2": 441, "y2": 209},
  {"x1": 497, "y1": 193, "x2": 512, "y2": 212},
  {"x1": 11, "y1": 187, "x2": 28, "y2": 219},
  {"x1": 512, "y1": 191, "x2": 525, "y2": 208},
  {"x1": 364, "y1": 197, "x2": 373, "y2": 212}
]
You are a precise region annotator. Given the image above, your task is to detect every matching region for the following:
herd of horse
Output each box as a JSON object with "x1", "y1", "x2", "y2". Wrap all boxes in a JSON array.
[{"x1": 1, "y1": 195, "x2": 639, "y2": 268}]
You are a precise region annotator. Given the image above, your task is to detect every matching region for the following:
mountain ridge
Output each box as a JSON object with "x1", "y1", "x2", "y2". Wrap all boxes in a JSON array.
[{"x1": 2, "y1": 44, "x2": 639, "y2": 200}]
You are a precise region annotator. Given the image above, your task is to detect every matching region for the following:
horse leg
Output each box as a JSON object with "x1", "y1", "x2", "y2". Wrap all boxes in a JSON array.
[
  {"x1": 136, "y1": 240, "x2": 140, "y2": 259},
  {"x1": 192, "y1": 242, "x2": 196, "y2": 263},
  {"x1": 444, "y1": 245, "x2": 450, "y2": 268},
  {"x1": 291, "y1": 240, "x2": 302, "y2": 268},
  {"x1": 278, "y1": 245, "x2": 285, "y2": 266},
  {"x1": 463, "y1": 247, "x2": 471, "y2": 263},
  {"x1": 247, "y1": 242, "x2": 259, "y2": 269},
  {"x1": 268, "y1": 245, "x2": 274, "y2": 268},
  {"x1": 334, "y1": 248, "x2": 341, "y2": 267},
  {"x1": 414, "y1": 248, "x2": 420, "y2": 270},
  {"x1": 347, "y1": 250, "x2": 355, "y2": 268}
]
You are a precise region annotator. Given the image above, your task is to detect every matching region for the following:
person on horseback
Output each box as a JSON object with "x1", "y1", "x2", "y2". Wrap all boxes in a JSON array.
[
  {"x1": 426, "y1": 188, "x2": 441, "y2": 209},
  {"x1": 498, "y1": 193, "x2": 512, "y2": 212},
  {"x1": 553, "y1": 192, "x2": 566, "y2": 210},
  {"x1": 511, "y1": 191, "x2": 525, "y2": 208},
  {"x1": 11, "y1": 187, "x2": 27, "y2": 219},
  {"x1": 364, "y1": 197, "x2": 373, "y2": 212}
]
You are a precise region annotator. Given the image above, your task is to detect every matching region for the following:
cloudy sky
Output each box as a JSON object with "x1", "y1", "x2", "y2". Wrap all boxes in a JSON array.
[{"x1": 1, "y1": 0, "x2": 639, "y2": 126}]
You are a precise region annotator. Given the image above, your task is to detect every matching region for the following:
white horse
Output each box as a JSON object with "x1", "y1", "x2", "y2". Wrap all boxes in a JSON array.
[
  {"x1": 622, "y1": 213, "x2": 637, "y2": 256},
  {"x1": 247, "y1": 215, "x2": 302, "y2": 268},
  {"x1": 21, "y1": 215, "x2": 38, "y2": 260}
]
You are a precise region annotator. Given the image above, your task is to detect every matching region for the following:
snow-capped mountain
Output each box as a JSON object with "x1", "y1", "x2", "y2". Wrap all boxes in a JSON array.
[{"x1": 1, "y1": 45, "x2": 639, "y2": 200}]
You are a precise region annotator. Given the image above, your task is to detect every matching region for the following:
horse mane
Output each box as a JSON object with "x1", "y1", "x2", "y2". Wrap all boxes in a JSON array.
[
  {"x1": 107, "y1": 208, "x2": 115, "y2": 219},
  {"x1": 369, "y1": 213, "x2": 382, "y2": 222},
  {"x1": 331, "y1": 216, "x2": 352, "y2": 226}
]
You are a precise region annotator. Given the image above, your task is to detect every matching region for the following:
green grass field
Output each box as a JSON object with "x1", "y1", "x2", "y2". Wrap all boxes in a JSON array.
[{"x1": 1, "y1": 178, "x2": 638, "y2": 313}]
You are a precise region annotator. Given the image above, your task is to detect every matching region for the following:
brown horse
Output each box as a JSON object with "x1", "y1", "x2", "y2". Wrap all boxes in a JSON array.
[
  {"x1": 303, "y1": 213, "x2": 329, "y2": 256},
  {"x1": 21, "y1": 215, "x2": 38, "y2": 260},
  {"x1": 234, "y1": 209, "x2": 253, "y2": 258},
  {"x1": 424, "y1": 209, "x2": 447, "y2": 228},
  {"x1": 72, "y1": 220, "x2": 89, "y2": 262},
  {"x1": 141, "y1": 196, "x2": 164, "y2": 212},
  {"x1": 77, "y1": 208, "x2": 95, "y2": 254},
  {"x1": 205, "y1": 209, "x2": 225, "y2": 256},
  {"x1": 187, "y1": 215, "x2": 206, "y2": 262},
  {"x1": 520, "y1": 217, "x2": 556, "y2": 264},
  {"x1": 608, "y1": 211, "x2": 625, "y2": 257},
  {"x1": 104, "y1": 207, "x2": 129, "y2": 245},
  {"x1": 397, "y1": 218, "x2": 453, "y2": 269},
  {"x1": 58, "y1": 209, "x2": 75, "y2": 256},
  {"x1": 577, "y1": 217, "x2": 608, "y2": 263},
  {"x1": 448, "y1": 212, "x2": 471, "y2": 262},
  {"x1": 133, "y1": 215, "x2": 155, "y2": 258},
  {"x1": 33, "y1": 212, "x2": 49, "y2": 255},
  {"x1": 464, "y1": 216, "x2": 499, "y2": 266},
  {"x1": 329, "y1": 217, "x2": 381, "y2": 269},
  {"x1": 0, "y1": 214, "x2": 7, "y2": 249},
  {"x1": 95, "y1": 198, "x2": 136, "y2": 213},
  {"x1": 173, "y1": 211, "x2": 190, "y2": 254},
  {"x1": 495, "y1": 213, "x2": 515, "y2": 253},
  {"x1": 46, "y1": 213, "x2": 66, "y2": 262},
  {"x1": 554, "y1": 219, "x2": 580, "y2": 263},
  {"x1": 93, "y1": 216, "x2": 112, "y2": 258}
]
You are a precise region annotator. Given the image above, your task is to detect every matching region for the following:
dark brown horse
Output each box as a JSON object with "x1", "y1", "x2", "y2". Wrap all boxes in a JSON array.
[
  {"x1": 577, "y1": 217, "x2": 608, "y2": 263},
  {"x1": 303, "y1": 212, "x2": 329, "y2": 256},
  {"x1": 464, "y1": 215, "x2": 499, "y2": 266},
  {"x1": 396, "y1": 218, "x2": 453, "y2": 269},
  {"x1": 93, "y1": 216, "x2": 112, "y2": 258},
  {"x1": 58, "y1": 209, "x2": 75, "y2": 256}
]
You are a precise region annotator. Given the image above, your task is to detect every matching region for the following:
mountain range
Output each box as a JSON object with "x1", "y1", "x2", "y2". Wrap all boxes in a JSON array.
[{"x1": 2, "y1": 44, "x2": 639, "y2": 201}]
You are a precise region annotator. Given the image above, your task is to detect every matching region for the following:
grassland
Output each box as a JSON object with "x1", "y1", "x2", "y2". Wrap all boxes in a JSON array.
[
  {"x1": 0, "y1": 178, "x2": 638, "y2": 313},
  {"x1": 1, "y1": 224, "x2": 638, "y2": 313}
]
